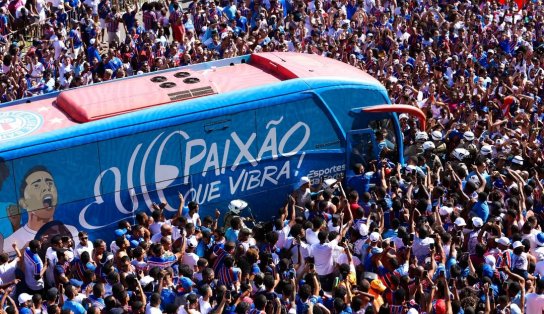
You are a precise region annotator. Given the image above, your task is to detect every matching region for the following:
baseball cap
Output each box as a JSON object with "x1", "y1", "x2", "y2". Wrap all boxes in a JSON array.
[
  {"x1": 299, "y1": 176, "x2": 310, "y2": 186},
  {"x1": 18, "y1": 293, "x2": 32, "y2": 305},
  {"x1": 86, "y1": 262, "x2": 97, "y2": 271},
  {"x1": 370, "y1": 279, "x2": 386, "y2": 292},
  {"x1": 439, "y1": 206, "x2": 453, "y2": 216},
  {"x1": 371, "y1": 247, "x2": 383, "y2": 254},
  {"x1": 369, "y1": 232, "x2": 380, "y2": 242},
  {"x1": 140, "y1": 276, "x2": 154, "y2": 287},
  {"x1": 512, "y1": 155, "x2": 524, "y2": 165},
  {"x1": 358, "y1": 223, "x2": 369, "y2": 237},
  {"x1": 485, "y1": 255, "x2": 496, "y2": 270},
  {"x1": 188, "y1": 237, "x2": 198, "y2": 248},
  {"x1": 421, "y1": 237, "x2": 435, "y2": 246},
  {"x1": 512, "y1": 241, "x2": 524, "y2": 249},
  {"x1": 45, "y1": 287, "x2": 58, "y2": 301},
  {"x1": 181, "y1": 277, "x2": 194, "y2": 290},
  {"x1": 480, "y1": 145, "x2": 492, "y2": 155},
  {"x1": 497, "y1": 236, "x2": 511, "y2": 246},
  {"x1": 536, "y1": 233, "x2": 544, "y2": 247},
  {"x1": 454, "y1": 217, "x2": 466, "y2": 227},
  {"x1": 471, "y1": 217, "x2": 484, "y2": 228},
  {"x1": 114, "y1": 228, "x2": 127, "y2": 236},
  {"x1": 431, "y1": 130, "x2": 443, "y2": 141},
  {"x1": 69, "y1": 278, "x2": 83, "y2": 288}
]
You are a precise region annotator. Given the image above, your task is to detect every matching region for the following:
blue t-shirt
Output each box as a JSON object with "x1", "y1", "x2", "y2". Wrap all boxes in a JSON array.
[
  {"x1": 225, "y1": 228, "x2": 239, "y2": 243},
  {"x1": 471, "y1": 201, "x2": 489, "y2": 222},
  {"x1": 63, "y1": 300, "x2": 86, "y2": 314}
]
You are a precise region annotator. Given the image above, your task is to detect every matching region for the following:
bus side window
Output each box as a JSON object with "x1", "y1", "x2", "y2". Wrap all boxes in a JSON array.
[{"x1": 369, "y1": 119, "x2": 398, "y2": 162}]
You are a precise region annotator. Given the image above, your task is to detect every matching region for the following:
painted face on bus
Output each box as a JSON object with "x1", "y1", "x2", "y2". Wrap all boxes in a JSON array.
[{"x1": 19, "y1": 169, "x2": 58, "y2": 217}]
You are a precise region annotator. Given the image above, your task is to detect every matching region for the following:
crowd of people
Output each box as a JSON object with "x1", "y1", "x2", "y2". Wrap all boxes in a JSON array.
[{"x1": 1, "y1": 0, "x2": 544, "y2": 312}]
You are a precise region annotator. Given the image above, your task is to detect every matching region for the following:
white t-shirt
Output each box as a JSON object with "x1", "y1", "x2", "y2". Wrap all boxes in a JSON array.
[
  {"x1": 181, "y1": 252, "x2": 199, "y2": 270},
  {"x1": 151, "y1": 233, "x2": 169, "y2": 244},
  {"x1": 310, "y1": 239, "x2": 339, "y2": 276},
  {"x1": 526, "y1": 293, "x2": 544, "y2": 313},
  {"x1": 52, "y1": 39, "x2": 66, "y2": 60},
  {"x1": 146, "y1": 304, "x2": 163, "y2": 314},
  {"x1": 74, "y1": 241, "x2": 94, "y2": 259},
  {"x1": 24, "y1": 248, "x2": 44, "y2": 291},
  {"x1": 149, "y1": 222, "x2": 165, "y2": 235},
  {"x1": 199, "y1": 297, "x2": 212, "y2": 314},
  {"x1": 0, "y1": 258, "x2": 18, "y2": 284},
  {"x1": 305, "y1": 229, "x2": 319, "y2": 246},
  {"x1": 337, "y1": 253, "x2": 361, "y2": 267},
  {"x1": 276, "y1": 224, "x2": 291, "y2": 249},
  {"x1": 4, "y1": 223, "x2": 78, "y2": 254}
]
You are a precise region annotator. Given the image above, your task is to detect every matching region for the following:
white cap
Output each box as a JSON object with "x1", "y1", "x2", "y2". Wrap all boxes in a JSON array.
[
  {"x1": 485, "y1": 255, "x2": 496, "y2": 270},
  {"x1": 497, "y1": 236, "x2": 510, "y2": 246},
  {"x1": 452, "y1": 148, "x2": 470, "y2": 161},
  {"x1": 512, "y1": 155, "x2": 524, "y2": 165},
  {"x1": 18, "y1": 293, "x2": 32, "y2": 305},
  {"x1": 370, "y1": 232, "x2": 380, "y2": 242},
  {"x1": 407, "y1": 309, "x2": 419, "y2": 314},
  {"x1": 480, "y1": 145, "x2": 492, "y2": 155},
  {"x1": 90, "y1": 38, "x2": 96, "y2": 45},
  {"x1": 421, "y1": 237, "x2": 435, "y2": 246},
  {"x1": 439, "y1": 206, "x2": 453, "y2": 216},
  {"x1": 454, "y1": 217, "x2": 466, "y2": 227},
  {"x1": 464, "y1": 131, "x2": 475, "y2": 141},
  {"x1": 228, "y1": 199, "x2": 247, "y2": 214},
  {"x1": 299, "y1": 176, "x2": 310, "y2": 186},
  {"x1": 399, "y1": 113, "x2": 409, "y2": 120},
  {"x1": 513, "y1": 241, "x2": 524, "y2": 249},
  {"x1": 188, "y1": 237, "x2": 198, "y2": 248},
  {"x1": 140, "y1": 275, "x2": 154, "y2": 287},
  {"x1": 358, "y1": 223, "x2": 369, "y2": 237},
  {"x1": 415, "y1": 131, "x2": 428, "y2": 142},
  {"x1": 472, "y1": 217, "x2": 484, "y2": 228},
  {"x1": 495, "y1": 138, "x2": 505, "y2": 145},
  {"x1": 431, "y1": 130, "x2": 443, "y2": 141},
  {"x1": 323, "y1": 178, "x2": 337, "y2": 190},
  {"x1": 422, "y1": 141, "x2": 435, "y2": 151}
]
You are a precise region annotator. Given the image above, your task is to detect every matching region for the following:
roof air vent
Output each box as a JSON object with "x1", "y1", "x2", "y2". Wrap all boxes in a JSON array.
[
  {"x1": 159, "y1": 82, "x2": 177, "y2": 88},
  {"x1": 183, "y1": 77, "x2": 200, "y2": 84},
  {"x1": 174, "y1": 72, "x2": 191, "y2": 78},
  {"x1": 150, "y1": 76, "x2": 167, "y2": 83}
]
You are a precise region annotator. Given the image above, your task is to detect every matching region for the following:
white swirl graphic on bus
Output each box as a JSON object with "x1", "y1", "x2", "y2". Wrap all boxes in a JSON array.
[{"x1": 80, "y1": 117, "x2": 310, "y2": 229}]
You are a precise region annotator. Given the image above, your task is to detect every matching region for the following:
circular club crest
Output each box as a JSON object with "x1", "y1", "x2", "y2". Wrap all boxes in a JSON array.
[{"x1": 0, "y1": 111, "x2": 42, "y2": 142}]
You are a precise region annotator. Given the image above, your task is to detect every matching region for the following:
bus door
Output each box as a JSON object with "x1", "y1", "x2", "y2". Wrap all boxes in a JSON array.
[{"x1": 346, "y1": 128, "x2": 379, "y2": 176}]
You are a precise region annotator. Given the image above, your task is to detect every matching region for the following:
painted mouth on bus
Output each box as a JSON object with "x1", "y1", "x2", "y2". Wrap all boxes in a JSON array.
[{"x1": 43, "y1": 195, "x2": 53, "y2": 208}]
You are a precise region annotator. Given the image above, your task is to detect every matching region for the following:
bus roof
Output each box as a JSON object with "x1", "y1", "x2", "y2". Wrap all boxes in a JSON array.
[{"x1": 0, "y1": 53, "x2": 382, "y2": 152}]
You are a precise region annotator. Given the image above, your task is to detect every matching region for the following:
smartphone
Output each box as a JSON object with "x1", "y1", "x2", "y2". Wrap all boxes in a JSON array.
[
  {"x1": 225, "y1": 291, "x2": 231, "y2": 299},
  {"x1": 409, "y1": 234, "x2": 414, "y2": 241},
  {"x1": 429, "y1": 243, "x2": 435, "y2": 250}
]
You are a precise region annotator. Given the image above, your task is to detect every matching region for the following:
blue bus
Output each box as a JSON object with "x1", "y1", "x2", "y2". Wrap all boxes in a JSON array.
[{"x1": 0, "y1": 52, "x2": 425, "y2": 252}]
